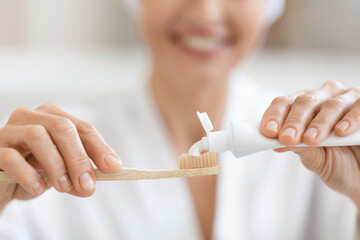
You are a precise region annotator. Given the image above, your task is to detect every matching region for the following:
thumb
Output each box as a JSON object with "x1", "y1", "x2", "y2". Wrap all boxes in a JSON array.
[{"x1": 275, "y1": 147, "x2": 326, "y2": 176}]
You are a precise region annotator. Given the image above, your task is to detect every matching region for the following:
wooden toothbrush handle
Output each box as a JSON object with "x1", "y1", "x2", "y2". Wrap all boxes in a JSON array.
[
  {"x1": 0, "y1": 166, "x2": 221, "y2": 183},
  {"x1": 95, "y1": 167, "x2": 220, "y2": 180}
]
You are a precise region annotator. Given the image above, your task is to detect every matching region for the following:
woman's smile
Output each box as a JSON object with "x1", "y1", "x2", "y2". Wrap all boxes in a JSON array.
[{"x1": 169, "y1": 27, "x2": 234, "y2": 59}]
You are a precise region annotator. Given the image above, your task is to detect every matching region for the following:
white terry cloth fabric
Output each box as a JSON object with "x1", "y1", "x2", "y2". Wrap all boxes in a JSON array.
[
  {"x1": 121, "y1": 0, "x2": 286, "y2": 26},
  {"x1": 0, "y1": 75, "x2": 358, "y2": 240}
]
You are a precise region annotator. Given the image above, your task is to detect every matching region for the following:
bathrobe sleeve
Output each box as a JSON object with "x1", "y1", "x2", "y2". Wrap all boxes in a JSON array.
[
  {"x1": 0, "y1": 201, "x2": 34, "y2": 240},
  {"x1": 355, "y1": 214, "x2": 360, "y2": 240}
]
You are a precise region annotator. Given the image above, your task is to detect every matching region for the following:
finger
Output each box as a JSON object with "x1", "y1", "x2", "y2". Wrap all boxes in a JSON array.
[
  {"x1": 0, "y1": 148, "x2": 46, "y2": 196},
  {"x1": 0, "y1": 125, "x2": 73, "y2": 193},
  {"x1": 274, "y1": 146, "x2": 327, "y2": 176},
  {"x1": 279, "y1": 81, "x2": 345, "y2": 146},
  {"x1": 261, "y1": 89, "x2": 313, "y2": 138},
  {"x1": 261, "y1": 96, "x2": 296, "y2": 138},
  {"x1": 350, "y1": 146, "x2": 360, "y2": 163},
  {"x1": 294, "y1": 147, "x2": 327, "y2": 176},
  {"x1": 335, "y1": 97, "x2": 360, "y2": 136},
  {"x1": 36, "y1": 104, "x2": 122, "y2": 173},
  {"x1": 273, "y1": 146, "x2": 328, "y2": 179},
  {"x1": 303, "y1": 88, "x2": 360, "y2": 145},
  {"x1": 8, "y1": 108, "x2": 96, "y2": 195},
  {"x1": 273, "y1": 147, "x2": 292, "y2": 153},
  {"x1": 273, "y1": 146, "x2": 309, "y2": 153}
]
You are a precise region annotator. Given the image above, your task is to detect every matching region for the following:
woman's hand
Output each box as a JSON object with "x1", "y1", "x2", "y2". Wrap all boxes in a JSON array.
[
  {"x1": 260, "y1": 81, "x2": 360, "y2": 209},
  {"x1": 0, "y1": 104, "x2": 122, "y2": 212}
]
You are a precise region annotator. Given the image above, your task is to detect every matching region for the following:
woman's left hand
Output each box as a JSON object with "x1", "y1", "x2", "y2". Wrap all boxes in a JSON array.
[{"x1": 260, "y1": 81, "x2": 360, "y2": 209}]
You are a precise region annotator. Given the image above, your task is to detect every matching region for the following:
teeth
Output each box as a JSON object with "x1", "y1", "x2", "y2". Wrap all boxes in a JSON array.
[{"x1": 181, "y1": 36, "x2": 221, "y2": 51}]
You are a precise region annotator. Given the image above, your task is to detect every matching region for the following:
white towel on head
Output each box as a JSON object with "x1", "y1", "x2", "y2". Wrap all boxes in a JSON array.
[
  {"x1": 266, "y1": 0, "x2": 286, "y2": 25},
  {"x1": 121, "y1": 0, "x2": 285, "y2": 25}
]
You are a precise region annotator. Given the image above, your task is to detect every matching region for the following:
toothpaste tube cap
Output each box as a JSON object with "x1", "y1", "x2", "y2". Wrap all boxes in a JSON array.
[{"x1": 197, "y1": 111, "x2": 213, "y2": 133}]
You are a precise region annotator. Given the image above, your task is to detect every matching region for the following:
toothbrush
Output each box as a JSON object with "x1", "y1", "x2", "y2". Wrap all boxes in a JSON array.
[
  {"x1": 186, "y1": 112, "x2": 360, "y2": 158},
  {"x1": 0, "y1": 152, "x2": 219, "y2": 183},
  {"x1": 2, "y1": 111, "x2": 358, "y2": 183}
]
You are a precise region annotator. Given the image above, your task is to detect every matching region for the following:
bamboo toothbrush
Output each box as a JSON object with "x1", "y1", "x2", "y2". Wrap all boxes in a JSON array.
[{"x1": 0, "y1": 152, "x2": 220, "y2": 183}]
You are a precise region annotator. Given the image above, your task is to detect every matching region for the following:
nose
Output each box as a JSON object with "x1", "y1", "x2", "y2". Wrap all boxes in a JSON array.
[{"x1": 183, "y1": 0, "x2": 223, "y2": 26}]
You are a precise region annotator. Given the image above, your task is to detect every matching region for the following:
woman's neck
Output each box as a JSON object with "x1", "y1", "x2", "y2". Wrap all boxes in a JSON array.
[{"x1": 150, "y1": 70, "x2": 228, "y2": 155}]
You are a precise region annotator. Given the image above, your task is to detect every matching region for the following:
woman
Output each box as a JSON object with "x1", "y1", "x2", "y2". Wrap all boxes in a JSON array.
[{"x1": 0, "y1": 0, "x2": 359, "y2": 239}]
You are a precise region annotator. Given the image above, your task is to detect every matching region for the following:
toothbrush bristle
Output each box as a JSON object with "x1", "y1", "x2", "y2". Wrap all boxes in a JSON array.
[{"x1": 179, "y1": 152, "x2": 217, "y2": 169}]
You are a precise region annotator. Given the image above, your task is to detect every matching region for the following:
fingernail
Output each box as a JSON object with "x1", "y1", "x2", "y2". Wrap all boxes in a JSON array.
[
  {"x1": 282, "y1": 128, "x2": 296, "y2": 138},
  {"x1": 104, "y1": 155, "x2": 122, "y2": 168},
  {"x1": 32, "y1": 182, "x2": 46, "y2": 195},
  {"x1": 304, "y1": 127, "x2": 318, "y2": 139},
  {"x1": 338, "y1": 121, "x2": 350, "y2": 131},
  {"x1": 79, "y1": 172, "x2": 95, "y2": 192},
  {"x1": 265, "y1": 120, "x2": 278, "y2": 132},
  {"x1": 59, "y1": 174, "x2": 72, "y2": 192}
]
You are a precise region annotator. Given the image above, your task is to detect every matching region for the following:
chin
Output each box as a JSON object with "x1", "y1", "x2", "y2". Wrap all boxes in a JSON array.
[{"x1": 170, "y1": 68, "x2": 229, "y2": 91}]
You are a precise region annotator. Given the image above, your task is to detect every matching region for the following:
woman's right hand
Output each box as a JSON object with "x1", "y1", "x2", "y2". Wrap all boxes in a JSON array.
[{"x1": 0, "y1": 104, "x2": 122, "y2": 212}]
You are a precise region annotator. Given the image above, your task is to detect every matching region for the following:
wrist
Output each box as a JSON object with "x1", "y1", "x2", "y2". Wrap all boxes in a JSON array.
[
  {"x1": 0, "y1": 197, "x2": 11, "y2": 214},
  {"x1": 0, "y1": 203, "x2": 7, "y2": 213},
  {"x1": 352, "y1": 198, "x2": 360, "y2": 213}
]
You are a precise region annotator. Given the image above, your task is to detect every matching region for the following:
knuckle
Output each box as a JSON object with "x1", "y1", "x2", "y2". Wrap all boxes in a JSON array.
[
  {"x1": 0, "y1": 148, "x2": 19, "y2": 164},
  {"x1": 264, "y1": 109, "x2": 284, "y2": 119},
  {"x1": 26, "y1": 125, "x2": 48, "y2": 141},
  {"x1": 323, "y1": 97, "x2": 344, "y2": 109},
  {"x1": 295, "y1": 94, "x2": 319, "y2": 106},
  {"x1": 50, "y1": 157, "x2": 66, "y2": 171},
  {"x1": 53, "y1": 117, "x2": 76, "y2": 133},
  {"x1": 36, "y1": 103, "x2": 58, "y2": 112},
  {"x1": 349, "y1": 109, "x2": 360, "y2": 122},
  {"x1": 70, "y1": 155, "x2": 90, "y2": 168},
  {"x1": 94, "y1": 144, "x2": 111, "y2": 156},
  {"x1": 10, "y1": 107, "x2": 29, "y2": 120},
  {"x1": 284, "y1": 114, "x2": 304, "y2": 125},
  {"x1": 311, "y1": 117, "x2": 327, "y2": 126},
  {"x1": 356, "y1": 98, "x2": 360, "y2": 105},
  {"x1": 324, "y1": 80, "x2": 345, "y2": 90},
  {"x1": 48, "y1": 167, "x2": 67, "y2": 182},
  {"x1": 349, "y1": 87, "x2": 360, "y2": 95},
  {"x1": 271, "y1": 96, "x2": 292, "y2": 105},
  {"x1": 76, "y1": 121, "x2": 98, "y2": 136}
]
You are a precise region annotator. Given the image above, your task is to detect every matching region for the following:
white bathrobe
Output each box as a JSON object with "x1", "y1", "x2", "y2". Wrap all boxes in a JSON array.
[{"x1": 0, "y1": 75, "x2": 358, "y2": 240}]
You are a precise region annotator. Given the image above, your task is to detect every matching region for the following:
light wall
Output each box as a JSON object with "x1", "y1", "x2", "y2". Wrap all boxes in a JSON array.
[
  {"x1": 0, "y1": 0, "x2": 136, "y2": 48},
  {"x1": 0, "y1": 0, "x2": 358, "y2": 118},
  {"x1": 268, "y1": 0, "x2": 360, "y2": 51},
  {"x1": 0, "y1": 0, "x2": 27, "y2": 46},
  {"x1": 0, "y1": 0, "x2": 359, "y2": 51}
]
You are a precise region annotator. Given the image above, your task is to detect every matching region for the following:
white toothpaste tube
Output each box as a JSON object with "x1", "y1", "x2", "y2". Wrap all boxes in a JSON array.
[{"x1": 188, "y1": 112, "x2": 360, "y2": 158}]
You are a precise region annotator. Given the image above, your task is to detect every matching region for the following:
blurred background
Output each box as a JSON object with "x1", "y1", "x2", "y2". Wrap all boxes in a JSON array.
[{"x1": 0, "y1": 0, "x2": 359, "y2": 121}]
